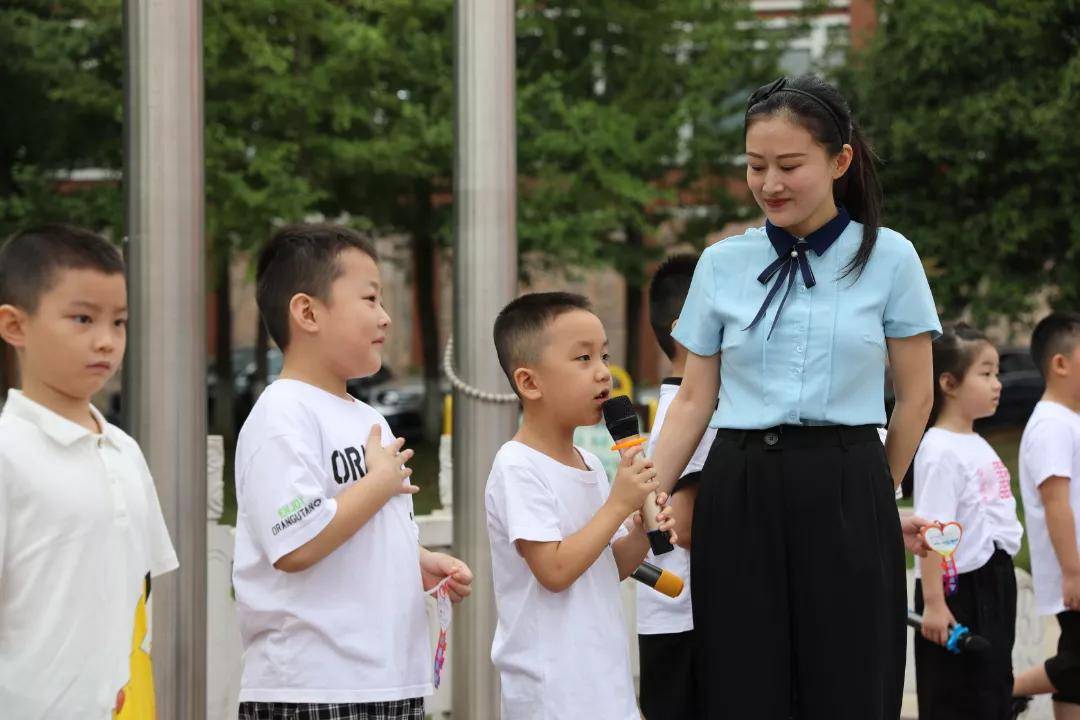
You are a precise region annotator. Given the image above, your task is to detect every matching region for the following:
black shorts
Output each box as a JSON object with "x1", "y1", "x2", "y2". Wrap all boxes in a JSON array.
[
  {"x1": 638, "y1": 630, "x2": 700, "y2": 720},
  {"x1": 238, "y1": 699, "x2": 424, "y2": 720},
  {"x1": 1047, "y1": 611, "x2": 1080, "y2": 704}
]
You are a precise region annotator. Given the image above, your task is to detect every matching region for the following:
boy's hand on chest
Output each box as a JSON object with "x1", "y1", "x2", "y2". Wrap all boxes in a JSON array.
[{"x1": 359, "y1": 424, "x2": 420, "y2": 500}]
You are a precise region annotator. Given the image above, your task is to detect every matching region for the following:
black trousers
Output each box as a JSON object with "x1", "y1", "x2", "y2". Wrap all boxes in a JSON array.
[
  {"x1": 691, "y1": 425, "x2": 906, "y2": 720},
  {"x1": 913, "y1": 548, "x2": 1017, "y2": 720},
  {"x1": 639, "y1": 630, "x2": 701, "y2": 720}
]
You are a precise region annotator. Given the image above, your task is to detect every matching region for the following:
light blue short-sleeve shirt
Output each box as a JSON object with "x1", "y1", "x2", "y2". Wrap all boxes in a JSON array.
[{"x1": 673, "y1": 221, "x2": 941, "y2": 429}]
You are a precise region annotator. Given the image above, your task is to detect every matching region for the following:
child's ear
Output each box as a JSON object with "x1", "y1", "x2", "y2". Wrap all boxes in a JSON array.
[
  {"x1": 938, "y1": 372, "x2": 959, "y2": 396},
  {"x1": 513, "y1": 366, "x2": 542, "y2": 401},
  {"x1": 0, "y1": 304, "x2": 28, "y2": 348},
  {"x1": 288, "y1": 293, "x2": 320, "y2": 336},
  {"x1": 1049, "y1": 352, "x2": 1069, "y2": 378}
]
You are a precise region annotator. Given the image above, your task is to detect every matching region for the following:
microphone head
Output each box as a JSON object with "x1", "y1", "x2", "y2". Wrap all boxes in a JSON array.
[
  {"x1": 958, "y1": 633, "x2": 990, "y2": 654},
  {"x1": 601, "y1": 395, "x2": 639, "y2": 442}
]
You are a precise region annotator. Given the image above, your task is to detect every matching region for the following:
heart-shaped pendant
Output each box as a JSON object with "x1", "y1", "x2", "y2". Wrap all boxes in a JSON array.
[{"x1": 921, "y1": 521, "x2": 963, "y2": 558}]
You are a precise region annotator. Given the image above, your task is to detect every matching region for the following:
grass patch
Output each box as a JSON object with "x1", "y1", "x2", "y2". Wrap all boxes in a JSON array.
[{"x1": 410, "y1": 436, "x2": 443, "y2": 516}]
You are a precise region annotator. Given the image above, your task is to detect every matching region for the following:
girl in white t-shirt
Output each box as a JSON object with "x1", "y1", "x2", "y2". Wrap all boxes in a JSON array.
[{"x1": 913, "y1": 324, "x2": 1024, "y2": 719}]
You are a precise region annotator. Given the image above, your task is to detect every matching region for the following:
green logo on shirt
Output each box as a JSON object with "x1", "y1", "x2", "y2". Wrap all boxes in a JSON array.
[{"x1": 278, "y1": 496, "x2": 304, "y2": 519}]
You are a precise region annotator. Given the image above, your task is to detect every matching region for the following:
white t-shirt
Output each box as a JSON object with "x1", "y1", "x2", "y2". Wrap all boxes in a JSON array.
[
  {"x1": 233, "y1": 379, "x2": 431, "y2": 703},
  {"x1": 1019, "y1": 400, "x2": 1080, "y2": 616},
  {"x1": 0, "y1": 390, "x2": 178, "y2": 719},
  {"x1": 486, "y1": 441, "x2": 639, "y2": 720},
  {"x1": 913, "y1": 427, "x2": 1023, "y2": 579},
  {"x1": 636, "y1": 380, "x2": 716, "y2": 635}
]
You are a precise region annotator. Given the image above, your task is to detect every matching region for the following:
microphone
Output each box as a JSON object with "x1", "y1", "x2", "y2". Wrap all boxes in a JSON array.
[
  {"x1": 906, "y1": 610, "x2": 990, "y2": 654},
  {"x1": 630, "y1": 560, "x2": 684, "y2": 598},
  {"x1": 601, "y1": 395, "x2": 674, "y2": 555}
]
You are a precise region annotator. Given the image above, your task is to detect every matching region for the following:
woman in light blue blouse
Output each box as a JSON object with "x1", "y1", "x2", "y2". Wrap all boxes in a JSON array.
[{"x1": 650, "y1": 75, "x2": 941, "y2": 720}]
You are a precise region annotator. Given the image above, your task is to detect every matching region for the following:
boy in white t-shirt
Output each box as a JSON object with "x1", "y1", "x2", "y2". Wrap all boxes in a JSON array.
[
  {"x1": 637, "y1": 254, "x2": 715, "y2": 720},
  {"x1": 233, "y1": 224, "x2": 472, "y2": 720},
  {"x1": 486, "y1": 292, "x2": 666, "y2": 720},
  {"x1": 1013, "y1": 312, "x2": 1080, "y2": 715},
  {"x1": 0, "y1": 224, "x2": 178, "y2": 719}
]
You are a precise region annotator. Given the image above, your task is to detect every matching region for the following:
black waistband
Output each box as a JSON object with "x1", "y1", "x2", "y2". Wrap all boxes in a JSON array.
[{"x1": 714, "y1": 424, "x2": 881, "y2": 450}]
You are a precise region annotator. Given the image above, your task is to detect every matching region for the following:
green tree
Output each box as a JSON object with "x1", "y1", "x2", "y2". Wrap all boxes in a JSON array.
[
  {"x1": 1, "y1": 0, "x2": 784, "y2": 430},
  {"x1": 845, "y1": 0, "x2": 1080, "y2": 323},
  {"x1": 203, "y1": 0, "x2": 369, "y2": 440},
  {"x1": 0, "y1": 1, "x2": 123, "y2": 400},
  {"x1": 312, "y1": 0, "x2": 455, "y2": 441},
  {"x1": 0, "y1": 1, "x2": 123, "y2": 237},
  {"x1": 516, "y1": 1, "x2": 779, "y2": 375}
]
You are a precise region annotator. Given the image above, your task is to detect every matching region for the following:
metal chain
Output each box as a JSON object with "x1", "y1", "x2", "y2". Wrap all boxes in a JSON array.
[{"x1": 442, "y1": 337, "x2": 520, "y2": 403}]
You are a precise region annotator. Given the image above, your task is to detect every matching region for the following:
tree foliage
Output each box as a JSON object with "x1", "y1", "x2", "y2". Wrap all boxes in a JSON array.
[{"x1": 845, "y1": 0, "x2": 1080, "y2": 321}]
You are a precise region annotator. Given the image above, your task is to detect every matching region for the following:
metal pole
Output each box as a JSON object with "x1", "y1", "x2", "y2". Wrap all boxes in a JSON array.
[
  {"x1": 123, "y1": 1, "x2": 207, "y2": 718},
  {"x1": 452, "y1": 0, "x2": 517, "y2": 716}
]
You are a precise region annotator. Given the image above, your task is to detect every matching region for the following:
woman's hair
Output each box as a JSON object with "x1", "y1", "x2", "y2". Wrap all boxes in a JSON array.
[
  {"x1": 745, "y1": 75, "x2": 882, "y2": 278},
  {"x1": 928, "y1": 323, "x2": 992, "y2": 427}
]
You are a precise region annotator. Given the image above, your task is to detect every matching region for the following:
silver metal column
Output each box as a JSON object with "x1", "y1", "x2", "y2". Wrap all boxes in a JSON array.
[
  {"x1": 452, "y1": 1, "x2": 517, "y2": 716},
  {"x1": 123, "y1": 1, "x2": 207, "y2": 717}
]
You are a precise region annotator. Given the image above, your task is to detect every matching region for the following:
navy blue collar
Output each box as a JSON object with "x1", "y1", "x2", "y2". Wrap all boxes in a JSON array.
[
  {"x1": 765, "y1": 206, "x2": 850, "y2": 258},
  {"x1": 744, "y1": 207, "x2": 851, "y2": 340}
]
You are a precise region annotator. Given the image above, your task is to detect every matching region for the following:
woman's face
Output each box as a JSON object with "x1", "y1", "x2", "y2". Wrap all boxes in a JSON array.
[{"x1": 745, "y1": 115, "x2": 852, "y2": 238}]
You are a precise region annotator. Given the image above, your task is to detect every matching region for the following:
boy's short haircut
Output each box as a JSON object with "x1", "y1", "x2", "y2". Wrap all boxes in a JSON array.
[
  {"x1": 648, "y1": 254, "x2": 699, "y2": 360},
  {"x1": 1031, "y1": 311, "x2": 1080, "y2": 378},
  {"x1": 494, "y1": 292, "x2": 592, "y2": 396},
  {"x1": 0, "y1": 224, "x2": 124, "y2": 313},
  {"x1": 256, "y1": 223, "x2": 378, "y2": 350}
]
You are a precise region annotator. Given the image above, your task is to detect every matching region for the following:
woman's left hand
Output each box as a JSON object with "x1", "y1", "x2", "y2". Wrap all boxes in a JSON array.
[{"x1": 899, "y1": 510, "x2": 930, "y2": 557}]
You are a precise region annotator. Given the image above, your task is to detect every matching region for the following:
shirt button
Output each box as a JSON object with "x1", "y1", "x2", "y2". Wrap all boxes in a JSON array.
[
  {"x1": 795, "y1": 345, "x2": 804, "y2": 353},
  {"x1": 764, "y1": 432, "x2": 779, "y2": 446}
]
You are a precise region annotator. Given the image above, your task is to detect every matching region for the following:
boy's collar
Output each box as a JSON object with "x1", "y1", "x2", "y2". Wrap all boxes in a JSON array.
[{"x1": 2, "y1": 389, "x2": 119, "y2": 447}]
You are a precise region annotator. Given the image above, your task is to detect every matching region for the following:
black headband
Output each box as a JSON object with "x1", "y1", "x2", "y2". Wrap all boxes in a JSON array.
[{"x1": 746, "y1": 77, "x2": 849, "y2": 143}]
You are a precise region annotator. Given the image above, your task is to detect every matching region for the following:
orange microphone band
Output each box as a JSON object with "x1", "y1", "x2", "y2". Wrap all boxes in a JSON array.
[{"x1": 610, "y1": 436, "x2": 647, "y2": 452}]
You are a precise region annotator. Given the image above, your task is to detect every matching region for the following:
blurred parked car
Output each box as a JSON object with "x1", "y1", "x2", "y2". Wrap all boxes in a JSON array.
[
  {"x1": 978, "y1": 347, "x2": 1044, "y2": 430},
  {"x1": 213, "y1": 347, "x2": 430, "y2": 441},
  {"x1": 347, "y1": 372, "x2": 427, "y2": 442}
]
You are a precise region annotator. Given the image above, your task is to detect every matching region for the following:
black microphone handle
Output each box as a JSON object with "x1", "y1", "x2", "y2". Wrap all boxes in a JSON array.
[
  {"x1": 630, "y1": 561, "x2": 663, "y2": 586},
  {"x1": 647, "y1": 528, "x2": 674, "y2": 555},
  {"x1": 629, "y1": 560, "x2": 684, "y2": 598}
]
